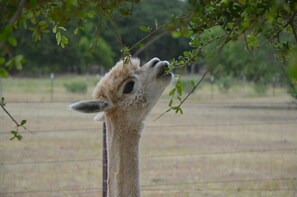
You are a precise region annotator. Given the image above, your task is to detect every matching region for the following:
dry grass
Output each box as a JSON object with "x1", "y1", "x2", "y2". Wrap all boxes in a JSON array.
[{"x1": 0, "y1": 75, "x2": 297, "y2": 197}]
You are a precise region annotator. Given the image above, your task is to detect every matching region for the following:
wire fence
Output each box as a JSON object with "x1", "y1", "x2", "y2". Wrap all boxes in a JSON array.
[{"x1": 1, "y1": 100, "x2": 297, "y2": 197}]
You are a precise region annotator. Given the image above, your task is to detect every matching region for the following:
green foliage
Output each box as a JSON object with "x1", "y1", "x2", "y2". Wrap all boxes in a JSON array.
[
  {"x1": 10, "y1": 130, "x2": 23, "y2": 141},
  {"x1": 64, "y1": 81, "x2": 88, "y2": 93},
  {"x1": 100, "y1": 0, "x2": 188, "y2": 60},
  {"x1": 0, "y1": 0, "x2": 297, "y2": 127},
  {"x1": 0, "y1": 0, "x2": 140, "y2": 76},
  {"x1": 0, "y1": 97, "x2": 26, "y2": 141},
  {"x1": 169, "y1": 0, "x2": 296, "y2": 99}
]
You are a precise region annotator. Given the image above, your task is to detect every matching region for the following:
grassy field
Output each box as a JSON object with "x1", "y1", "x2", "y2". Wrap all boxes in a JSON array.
[{"x1": 0, "y1": 75, "x2": 297, "y2": 197}]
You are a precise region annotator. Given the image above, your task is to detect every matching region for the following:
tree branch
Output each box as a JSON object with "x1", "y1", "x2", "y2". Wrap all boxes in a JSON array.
[
  {"x1": 258, "y1": 19, "x2": 292, "y2": 49},
  {"x1": 9, "y1": 0, "x2": 26, "y2": 26},
  {"x1": 176, "y1": 69, "x2": 210, "y2": 108},
  {"x1": 129, "y1": 19, "x2": 174, "y2": 52},
  {"x1": 0, "y1": 102, "x2": 20, "y2": 127},
  {"x1": 133, "y1": 31, "x2": 168, "y2": 56},
  {"x1": 154, "y1": 69, "x2": 209, "y2": 121},
  {"x1": 0, "y1": 0, "x2": 26, "y2": 50},
  {"x1": 243, "y1": 32, "x2": 255, "y2": 61},
  {"x1": 100, "y1": 8, "x2": 124, "y2": 48},
  {"x1": 0, "y1": 97, "x2": 32, "y2": 140}
]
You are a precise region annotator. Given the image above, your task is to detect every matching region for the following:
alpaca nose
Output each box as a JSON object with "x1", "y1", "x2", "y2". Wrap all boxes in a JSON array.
[
  {"x1": 150, "y1": 58, "x2": 160, "y2": 68},
  {"x1": 163, "y1": 61, "x2": 169, "y2": 68}
]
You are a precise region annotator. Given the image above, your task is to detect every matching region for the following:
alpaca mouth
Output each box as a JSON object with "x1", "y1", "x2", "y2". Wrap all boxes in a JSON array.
[{"x1": 157, "y1": 64, "x2": 171, "y2": 78}]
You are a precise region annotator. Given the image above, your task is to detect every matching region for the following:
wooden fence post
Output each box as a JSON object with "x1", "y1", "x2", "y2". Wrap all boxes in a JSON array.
[{"x1": 103, "y1": 122, "x2": 108, "y2": 197}]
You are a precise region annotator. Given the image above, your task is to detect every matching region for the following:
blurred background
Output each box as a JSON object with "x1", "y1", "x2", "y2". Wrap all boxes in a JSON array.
[{"x1": 1, "y1": 0, "x2": 297, "y2": 197}]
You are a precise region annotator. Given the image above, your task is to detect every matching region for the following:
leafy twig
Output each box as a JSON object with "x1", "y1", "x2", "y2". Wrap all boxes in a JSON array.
[
  {"x1": 257, "y1": 18, "x2": 292, "y2": 49},
  {"x1": 154, "y1": 69, "x2": 209, "y2": 121},
  {"x1": 134, "y1": 31, "x2": 168, "y2": 56},
  {"x1": 244, "y1": 32, "x2": 255, "y2": 61},
  {"x1": 176, "y1": 69, "x2": 209, "y2": 109},
  {"x1": 0, "y1": 0, "x2": 26, "y2": 50},
  {"x1": 9, "y1": 0, "x2": 26, "y2": 26},
  {"x1": 100, "y1": 7, "x2": 124, "y2": 49},
  {"x1": 0, "y1": 97, "x2": 31, "y2": 140}
]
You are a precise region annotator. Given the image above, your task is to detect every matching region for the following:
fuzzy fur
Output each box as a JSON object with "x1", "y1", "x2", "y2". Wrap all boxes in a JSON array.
[{"x1": 71, "y1": 57, "x2": 172, "y2": 197}]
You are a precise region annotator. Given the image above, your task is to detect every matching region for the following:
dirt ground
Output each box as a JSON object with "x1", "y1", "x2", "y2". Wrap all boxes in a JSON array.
[{"x1": 0, "y1": 76, "x2": 297, "y2": 197}]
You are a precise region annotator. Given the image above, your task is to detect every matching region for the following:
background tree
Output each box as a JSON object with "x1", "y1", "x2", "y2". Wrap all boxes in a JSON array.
[{"x1": 0, "y1": 0, "x2": 296, "y2": 138}]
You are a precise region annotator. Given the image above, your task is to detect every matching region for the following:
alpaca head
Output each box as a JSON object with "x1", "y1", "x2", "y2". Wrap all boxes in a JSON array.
[{"x1": 70, "y1": 57, "x2": 172, "y2": 122}]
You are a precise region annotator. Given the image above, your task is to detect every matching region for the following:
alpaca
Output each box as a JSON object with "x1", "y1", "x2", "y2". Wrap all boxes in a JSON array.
[{"x1": 70, "y1": 57, "x2": 172, "y2": 197}]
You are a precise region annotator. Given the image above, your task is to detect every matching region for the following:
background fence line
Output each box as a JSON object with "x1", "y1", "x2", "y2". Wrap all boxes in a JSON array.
[
  {"x1": 1, "y1": 177, "x2": 296, "y2": 195},
  {"x1": 1, "y1": 96, "x2": 296, "y2": 196},
  {"x1": 1, "y1": 147, "x2": 296, "y2": 166},
  {"x1": 1, "y1": 121, "x2": 297, "y2": 135}
]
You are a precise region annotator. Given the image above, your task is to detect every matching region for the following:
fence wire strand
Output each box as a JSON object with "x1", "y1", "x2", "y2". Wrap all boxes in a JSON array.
[
  {"x1": 1, "y1": 147, "x2": 296, "y2": 166},
  {"x1": 1, "y1": 101, "x2": 296, "y2": 196},
  {"x1": 1, "y1": 177, "x2": 296, "y2": 195}
]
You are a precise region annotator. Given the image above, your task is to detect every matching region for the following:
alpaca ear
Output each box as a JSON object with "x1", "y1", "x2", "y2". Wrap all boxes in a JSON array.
[{"x1": 70, "y1": 100, "x2": 111, "y2": 113}]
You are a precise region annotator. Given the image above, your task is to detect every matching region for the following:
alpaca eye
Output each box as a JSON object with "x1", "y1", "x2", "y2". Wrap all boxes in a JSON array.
[{"x1": 123, "y1": 81, "x2": 135, "y2": 94}]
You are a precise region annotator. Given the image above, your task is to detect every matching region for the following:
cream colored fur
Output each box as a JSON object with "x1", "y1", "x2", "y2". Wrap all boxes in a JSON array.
[{"x1": 71, "y1": 57, "x2": 172, "y2": 197}]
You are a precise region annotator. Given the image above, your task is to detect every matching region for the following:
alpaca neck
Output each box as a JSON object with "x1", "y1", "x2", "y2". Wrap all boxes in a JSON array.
[{"x1": 105, "y1": 115, "x2": 143, "y2": 197}]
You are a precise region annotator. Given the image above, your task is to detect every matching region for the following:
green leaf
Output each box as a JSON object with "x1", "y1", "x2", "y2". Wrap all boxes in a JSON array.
[
  {"x1": 61, "y1": 35, "x2": 68, "y2": 45},
  {"x1": 172, "y1": 106, "x2": 180, "y2": 113},
  {"x1": 14, "y1": 55, "x2": 24, "y2": 70},
  {"x1": 139, "y1": 26, "x2": 151, "y2": 32},
  {"x1": 0, "y1": 68, "x2": 9, "y2": 78},
  {"x1": 32, "y1": 30, "x2": 41, "y2": 41},
  {"x1": 11, "y1": 130, "x2": 18, "y2": 135},
  {"x1": 169, "y1": 88, "x2": 176, "y2": 96},
  {"x1": 135, "y1": 43, "x2": 144, "y2": 49},
  {"x1": 183, "y1": 51, "x2": 190, "y2": 57},
  {"x1": 179, "y1": 107, "x2": 183, "y2": 114},
  {"x1": 168, "y1": 99, "x2": 173, "y2": 107},
  {"x1": 190, "y1": 36, "x2": 199, "y2": 47},
  {"x1": 172, "y1": 31, "x2": 181, "y2": 38},
  {"x1": 20, "y1": 120, "x2": 27, "y2": 126},
  {"x1": 177, "y1": 87, "x2": 182, "y2": 97},
  {"x1": 74, "y1": 28, "x2": 79, "y2": 35},
  {"x1": 190, "y1": 80, "x2": 195, "y2": 87},
  {"x1": 52, "y1": 26, "x2": 57, "y2": 33},
  {"x1": 56, "y1": 32, "x2": 61, "y2": 45},
  {"x1": 38, "y1": 21, "x2": 48, "y2": 29},
  {"x1": 17, "y1": 135, "x2": 23, "y2": 141},
  {"x1": 58, "y1": 26, "x2": 67, "y2": 31},
  {"x1": 10, "y1": 130, "x2": 23, "y2": 141},
  {"x1": 4, "y1": 24, "x2": 13, "y2": 34},
  {"x1": 8, "y1": 36, "x2": 17, "y2": 47},
  {"x1": 176, "y1": 81, "x2": 184, "y2": 96}
]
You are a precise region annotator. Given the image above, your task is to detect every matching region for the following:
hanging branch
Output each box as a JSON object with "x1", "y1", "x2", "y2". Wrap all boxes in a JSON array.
[
  {"x1": 129, "y1": 21, "x2": 173, "y2": 52},
  {"x1": 154, "y1": 69, "x2": 209, "y2": 121},
  {"x1": 244, "y1": 32, "x2": 255, "y2": 61},
  {"x1": 0, "y1": 97, "x2": 31, "y2": 140}
]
